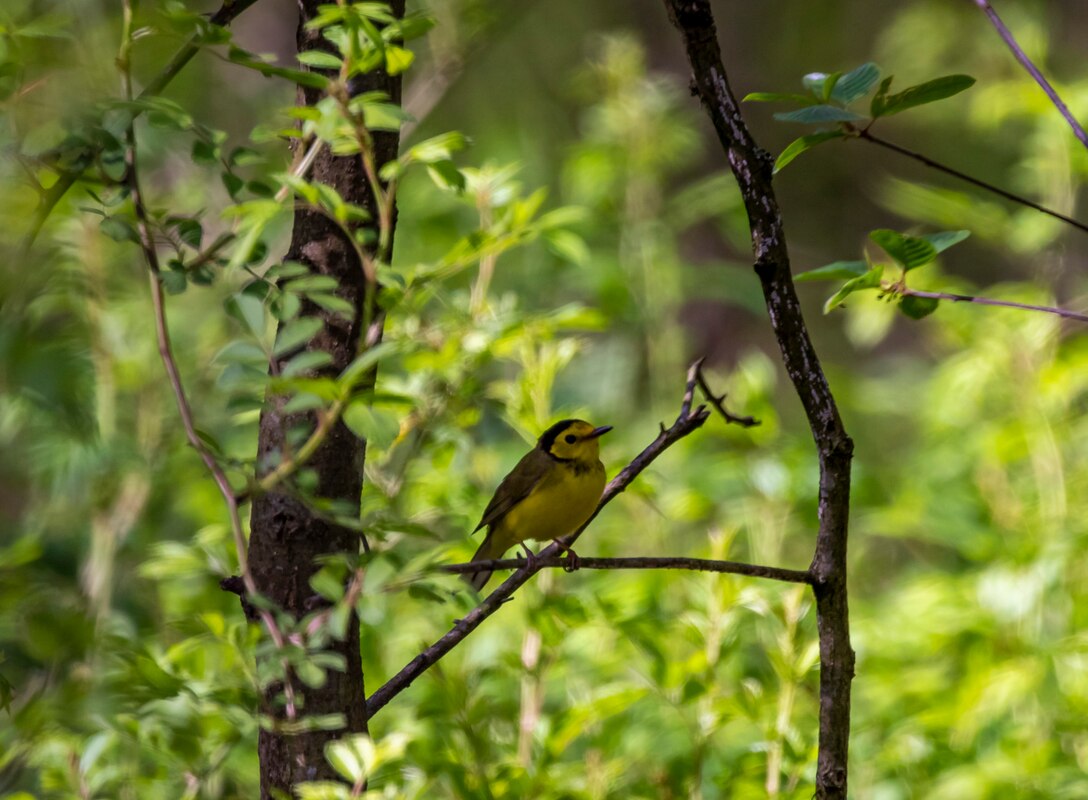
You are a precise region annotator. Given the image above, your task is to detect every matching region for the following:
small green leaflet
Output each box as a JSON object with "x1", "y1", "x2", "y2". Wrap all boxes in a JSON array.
[
  {"x1": 794, "y1": 260, "x2": 869, "y2": 282},
  {"x1": 871, "y1": 75, "x2": 976, "y2": 118},
  {"x1": 823, "y1": 265, "x2": 884, "y2": 313},
  {"x1": 774, "y1": 131, "x2": 846, "y2": 173}
]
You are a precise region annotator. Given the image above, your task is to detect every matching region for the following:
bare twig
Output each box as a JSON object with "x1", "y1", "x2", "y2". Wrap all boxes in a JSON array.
[
  {"x1": 663, "y1": 2, "x2": 855, "y2": 797},
  {"x1": 971, "y1": 0, "x2": 1088, "y2": 151},
  {"x1": 440, "y1": 556, "x2": 811, "y2": 585},
  {"x1": 694, "y1": 360, "x2": 761, "y2": 428},
  {"x1": 857, "y1": 130, "x2": 1088, "y2": 236},
  {"x1": 898, "y1": 286, "x2": 1088, "y2": 323},
  {"x1": 364, "y1": 362, "x2": 713, "y2": 720}
]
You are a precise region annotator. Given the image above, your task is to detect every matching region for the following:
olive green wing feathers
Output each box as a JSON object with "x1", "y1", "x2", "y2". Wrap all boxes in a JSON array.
[{"x1": 473, "y1": 448, "x2": 552, "y2": 533}]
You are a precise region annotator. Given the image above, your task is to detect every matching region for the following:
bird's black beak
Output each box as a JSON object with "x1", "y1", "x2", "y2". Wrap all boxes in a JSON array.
[{"x1": 587, "y1": 425, "x2": 613, "y2": 439}]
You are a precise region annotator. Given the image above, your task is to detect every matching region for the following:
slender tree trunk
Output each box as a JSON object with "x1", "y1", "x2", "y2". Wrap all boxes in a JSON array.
[
  {"x1": 247, "y1": 3, "x2": 404, "y2": 796},
  {"x1": 662, "y1": 2, "x2": 855, "y2": 797}
]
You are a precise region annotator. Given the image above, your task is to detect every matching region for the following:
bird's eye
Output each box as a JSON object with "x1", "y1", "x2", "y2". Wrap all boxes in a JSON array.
[{"x1": 564, "y1": 434, "x2": 577, "y2": 444}]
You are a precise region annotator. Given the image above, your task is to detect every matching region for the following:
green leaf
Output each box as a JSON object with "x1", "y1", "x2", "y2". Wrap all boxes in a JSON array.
[
  {"x1": 774, "y1": 130, "x2": 846, "y2": 172},
  {"x1": 384, "y1": 45, "x2": 414, "y2": 75},
  {"x1": 99, "y1": 216, "x2": 139, "y2": 243},
  {"x1": 426, "y1": 160, "x2": 465, "y2": 192},
  {"x1": 225, "y1": 293, "x2": 268, "y2": 339},
  {"x1": 296, "y1": 660, "x2": 328, "y2": 689},
  {"x1": 899, "y1": 295, "x2": 940, "y2": 319},
  {"x1": 342, "y1": 402, "x2": 400, "y2": 449},
  {"x1": 831, "y1": 62, "x2": 881, "y2": 103},
  {"x1": 823, "y1": 265, "x2": 884, "y2": 313},
  {"x1": 325, "y1": 735, "x2": 374, "y2": 783},
  {"x1": 795, "y1": 260, "x2": 869, "y2": 282},
  {"x1": 773, "y1": 105, "x2": 866, "y2": 124},
  {"x1": 742, "y1": 92, "x2": 819, "y2": 105},
  {"x1": 228, "y1": 45, "x2": 330, "y2": 89},
  {"x1": 873, "y1": 74, "x2": 976, "y2": 117},
  {"x1": 341, "y1": 342, "x2": 397, "y2": 388},
  {"x1": 273, "y1": 317, "x2": 323, "y2": 357},
  {"x1": 869, "y1": 229, "x2": 939, "y2": 271},
  {"x1": 307, "y1": 292, "x2": 355, "y2": 318},
  {"x1": 284, "y1": 275, "x2": 341, "y2": 294},
  {"x1": 297, "y1": 50, "x2": 343, "y2": 70},
  {"x1": 407, "y1": 131, "x2": 468, "y2": 164},
  {"x1": 282, "y1": 350, "x2": 334, "y2": 377},
  {"x1": 295, "y1": 781, "x2": 351, "y2": 800},
  {"x1": 544, "y1": 229, "x2": 590, "y2": 266},
  {"x1": 174, "y1": 218, "x2": 203, "y2": 249},
  {"x1": 160, "y1": 271, "x2": 187, "y2": 295},
  {"x1": 920, "y1": 229, "x2": 971, "y2": 254},
  {"x1": 802, "y1": 72, "x2": 832, "y2": 97},
  {"x1": 870, "y1": 76, "x2": 894, "y2": 117}
]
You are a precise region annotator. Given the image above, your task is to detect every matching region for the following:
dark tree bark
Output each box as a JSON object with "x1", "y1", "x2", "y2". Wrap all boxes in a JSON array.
[
  {"x1": 246, "y1": 2, "x2": 404, "y2": 796},
  {"x1": 662, "y1": 2, "x2": 856, "y2": 797}
]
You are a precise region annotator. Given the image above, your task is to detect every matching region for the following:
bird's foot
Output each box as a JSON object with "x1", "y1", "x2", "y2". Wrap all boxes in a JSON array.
[
  {"x1": 519, "y1": 543, "x2": 538, "y2": 571},
  {"x1": 552, "y1": 540, "x2": 580, "y2": 572}
]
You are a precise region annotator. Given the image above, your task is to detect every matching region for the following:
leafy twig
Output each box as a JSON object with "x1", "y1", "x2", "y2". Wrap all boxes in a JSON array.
[
  {"x1": 440, "y1": 556, "x2": 811, "y2": 584},
  {"x1": 970, "y1": 0, "x2": 1088, "y2": 151},
  {"x1": 24, "y1": 0, "x2": 261, "y2": 248},
  {"x1": 118, "y1": 0, "x2": 297, "y2": 720},
  {"x1": 364, "y1": 361, "x2": 714, "y2": 720}
]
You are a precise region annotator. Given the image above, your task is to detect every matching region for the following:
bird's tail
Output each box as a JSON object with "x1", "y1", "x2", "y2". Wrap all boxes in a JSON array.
[{"x1": 464, "y1": 531, "x2": 500, "y2": 592}]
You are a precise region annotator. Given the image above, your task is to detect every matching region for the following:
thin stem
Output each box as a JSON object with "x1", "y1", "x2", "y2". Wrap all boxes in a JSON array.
[
  {"x1": 899, "y1": 286, "x2": 1088, "y2": 323},
  {"x1": 363, "y1": 362, "x2": 714, "y2": 720},
  {"x1": 440, "y1": 556, "x2": 811, "y2": 585},
  {"x1": 118, "y1": 0, "x2": 296, "y2": 720},
  {"x1": 857, "y1": 130, "x2": 1088, "y2": 235},
  {"x1": 256, "y1": 396, "x2": 347, "y2": 494},
  {"x1": 971, "y1": 0, "x2": 1088, "y2": 151}
]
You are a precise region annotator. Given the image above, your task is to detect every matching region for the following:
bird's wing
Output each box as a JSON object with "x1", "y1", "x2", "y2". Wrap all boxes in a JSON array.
[{"x1": 473, "y1": 448, "x2": 553, "y2": 533}]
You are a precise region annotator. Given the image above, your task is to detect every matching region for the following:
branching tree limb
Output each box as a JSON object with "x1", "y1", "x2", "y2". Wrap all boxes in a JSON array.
[
  {"x1": 364, "y1": 361, "x2": 716, "y2": 720},
  {"x1": 662, "y1": 2, "x2": 855, "y2": 797}
]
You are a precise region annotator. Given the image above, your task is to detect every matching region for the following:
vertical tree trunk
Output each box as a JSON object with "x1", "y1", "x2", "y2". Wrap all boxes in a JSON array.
[
  {"x1": 662, "y1": 2, "x2": 855, "y2": 797},
  {"x1": 247, "y1": 3, "x2": 404, "y2": 796}
]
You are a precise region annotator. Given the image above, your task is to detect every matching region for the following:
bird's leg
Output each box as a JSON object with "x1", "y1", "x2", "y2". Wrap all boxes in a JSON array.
[
  {"x1": 519, "y1": 543, "x2": 538, "y2": 571},
  {"x1": 551, "y1": 539, "x2": 580, "y2": 572}
]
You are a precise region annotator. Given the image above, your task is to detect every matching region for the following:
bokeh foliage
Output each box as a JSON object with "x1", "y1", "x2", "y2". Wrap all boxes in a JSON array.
[{"x1": 2, "y1": 0, "x2": 1087, "y2": 798}]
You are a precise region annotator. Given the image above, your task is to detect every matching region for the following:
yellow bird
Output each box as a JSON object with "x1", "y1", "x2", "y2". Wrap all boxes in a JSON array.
[{"x1": 465, "y1": 419, "x2": 612, "y2": 591}]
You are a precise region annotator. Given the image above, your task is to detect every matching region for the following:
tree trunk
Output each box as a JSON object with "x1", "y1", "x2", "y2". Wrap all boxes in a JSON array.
[{"x1": 247, "y1": 3, "x2": 404, "y2": 796}]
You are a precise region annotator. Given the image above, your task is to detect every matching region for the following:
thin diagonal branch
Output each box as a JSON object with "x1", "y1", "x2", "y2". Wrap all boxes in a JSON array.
[
  {"x1": 857, "y1": 130, "x2": 1088, "y2": 235},
  {"x1": 899, "y1": 286, "x2": 1088, "y2": 323},
  {"x1": 971, "y1": 0, "x2": 1088, "y2": 151},
  {"x1": 364, "y1": 362, "x2": 713, "y2": 720},
  {"x1": 440, "y1": 556, "x2": 811, "y2": 584},
  {"x1": 663, "y1": 2, "x2": 855, "y2": 797}
]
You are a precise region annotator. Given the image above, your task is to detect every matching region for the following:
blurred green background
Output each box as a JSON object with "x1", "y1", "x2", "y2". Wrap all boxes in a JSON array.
[{"x1": 2, "y1": 0, "x2": 1088, "y2": 797}]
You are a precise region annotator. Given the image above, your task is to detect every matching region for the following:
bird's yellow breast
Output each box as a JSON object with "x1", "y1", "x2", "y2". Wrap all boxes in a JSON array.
[{"x1": 495, "y1": 459, "x2": 605, "y2": 547}]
